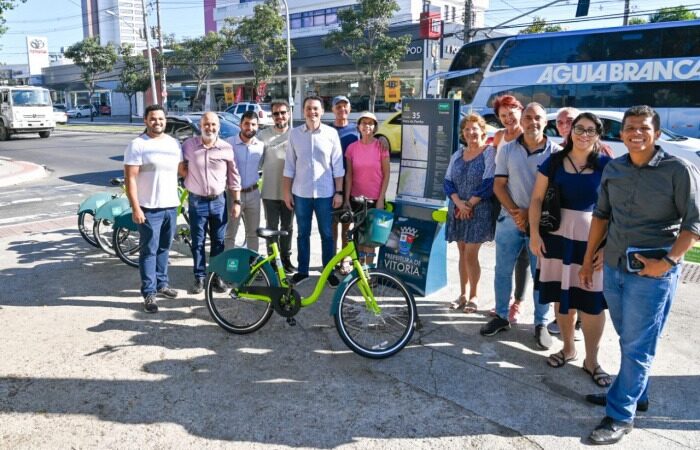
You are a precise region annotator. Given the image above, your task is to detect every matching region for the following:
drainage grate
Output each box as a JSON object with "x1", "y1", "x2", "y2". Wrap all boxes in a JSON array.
[{"x1": 681, "y1": 262, "x2": 700, "y2": 284}]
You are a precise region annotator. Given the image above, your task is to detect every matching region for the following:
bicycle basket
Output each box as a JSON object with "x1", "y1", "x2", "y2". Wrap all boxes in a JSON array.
[
  {"x1": 208, "y1": 248, "x2": 258, "y2": 285},
  {"x1": 358, "y1": 208, "x2": 394, "y2": 247}
]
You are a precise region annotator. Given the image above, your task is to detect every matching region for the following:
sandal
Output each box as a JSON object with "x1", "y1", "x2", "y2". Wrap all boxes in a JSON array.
[
  {"x1": 449, "y1": 296, "x2": 467, "y2": 310},
  {"x1": 463, "y1": 298, "x2": 479, "y2": 314},
  {"x1": 547, "y1": 350, "x2": 577, "y2": 368},
  {"x1": 583, "y1": 363, "x2": 612, "y2": 387}
]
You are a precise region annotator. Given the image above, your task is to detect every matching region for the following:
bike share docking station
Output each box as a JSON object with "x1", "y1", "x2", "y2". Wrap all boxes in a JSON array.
[{"x1": 378, "y1": 99, "x2": 461, "y2": 296}]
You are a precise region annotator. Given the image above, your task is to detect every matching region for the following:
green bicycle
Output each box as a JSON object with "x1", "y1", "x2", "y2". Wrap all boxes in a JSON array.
[{"x1": 204, "y1": 199, "x2": 417, "y2": 359}]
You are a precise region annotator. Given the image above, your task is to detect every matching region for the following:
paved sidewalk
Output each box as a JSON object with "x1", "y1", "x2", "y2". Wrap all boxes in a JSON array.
[
  {"x1": 0, "y1": 157, "x2": 46, "y2": 187},
  {"x1": 0, "y1": 217, "x2": 698, "y2": 448}
]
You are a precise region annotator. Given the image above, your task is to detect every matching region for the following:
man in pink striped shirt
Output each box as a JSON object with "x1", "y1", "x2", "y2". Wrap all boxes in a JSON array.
[{"x1": 179, "y1": 112, "x2": 241, "y2": 294}]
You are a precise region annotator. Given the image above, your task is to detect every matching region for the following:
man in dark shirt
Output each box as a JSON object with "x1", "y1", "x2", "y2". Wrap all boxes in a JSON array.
[{"x1": 580, "y1": 105, "x2": 700, "y2": 445}]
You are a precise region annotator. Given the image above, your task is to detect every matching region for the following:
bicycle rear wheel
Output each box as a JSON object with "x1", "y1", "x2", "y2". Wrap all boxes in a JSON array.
[
  {"x1": 112, "y1": 226, "x2": 141, "y2": 267},
  {"x1": 78, "y1": 211, "x2": 98, "y2": 247},
  {"x1": 205, "y1": 267, "x2": 274, "y2": 334},
  {"x1": 93, "y1": 218, "x2": 115, "y2": 255},
  {"x1": 334, "y1": 269, "x2": 417, "y2": 359}
]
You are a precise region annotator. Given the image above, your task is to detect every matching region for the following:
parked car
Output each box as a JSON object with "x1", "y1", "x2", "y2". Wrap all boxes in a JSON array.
[
  {"x1": 187, "y1": 112, "x2": 241, "y2": 128},
  {"x1": 99, "y1": 105, "x2": 111, "y2": 116},
  {"x1": 545, "y1": 110, "x2": 700, "y2": 168},
  {"x1": 162, "y1": 115, "x2": 241, "y2": 143},
  {"x1": 66, "y1": 105, "x2": 97, "y2": 118},
  {"x1": 224, "y1": 102, "x2": 273, "y2": 127},
  {"x1": 53, "y1": 107, "x2": 68, "y2": 124}
]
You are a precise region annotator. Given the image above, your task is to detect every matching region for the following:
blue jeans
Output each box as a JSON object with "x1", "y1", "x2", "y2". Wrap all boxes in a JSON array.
[
  {"x1": 294, "y1": 195, "x2": 334, "y2": 274},
  {"x1": 493, "y1": 213, "x2": 550, "y2": 325},
  {"x1": 137, "y1": 207, "x2": 177, "y2": 297},
  {"x1": 603, "y1": 263, "x2": 680, "y2": 423},
  {"x1": 189, "y1": 193, "x2": 227, "y2": 280}
]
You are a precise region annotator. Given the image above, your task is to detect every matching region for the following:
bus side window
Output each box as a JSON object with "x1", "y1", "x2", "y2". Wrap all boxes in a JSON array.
[{"x1": 601, "y1": 119, "x2": 622, "y2": 142}]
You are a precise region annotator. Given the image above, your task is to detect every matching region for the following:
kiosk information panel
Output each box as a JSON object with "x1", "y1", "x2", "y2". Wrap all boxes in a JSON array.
[
  {"x1": 380, "y1": 99, "x2": 461, "y2": 296},
  {"x1": 397, "y1": 100, "x2": 460, "y2": 207}
]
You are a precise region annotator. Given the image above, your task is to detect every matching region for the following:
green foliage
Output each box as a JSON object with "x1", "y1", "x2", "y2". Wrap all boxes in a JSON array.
[
  {"x1": 167, "y1": 32, "x2": 229, "y2": 110},
  {"x1": 222, "y1": 0, "x2": 294, "y2": 101},
  {"x1": 519, "y1": 16, "x2": 563, "y2": 34},
  {"x1": 0, "y1": 0, "x2": 27, "y2": 42},
  {"x1": 649, "y1": 5, "x2": 697, "y2": 23},
  {"x1": 324, "y1": 0, "x2": 410, "y2": 112},
  {"x1": 64, "y1": 37, "x2": 118, "y2": 121},
  {"x1": 116, "y1": 44, "x2": 151, "y2": 122},
  {"x1": 627, "y1": 17, "x2": 648, "y2": 25}
]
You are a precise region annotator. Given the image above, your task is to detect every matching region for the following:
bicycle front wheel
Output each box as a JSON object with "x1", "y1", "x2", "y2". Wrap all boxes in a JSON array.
[
  {"x1": 335, "y1": 269, "x2": 417, "y2": 359},
  {"x1": 205, "y1": 267, "x2": 274, "y2": 334},
  {"x1": 78, "y1": 211, "x2": 98, "y2": 247},
  {"x1": 112, "y1": 226, "x2": 141, "y2": 267},
  {"x1": 93, "y1": 218, "x2": 115, "y2": 255}
]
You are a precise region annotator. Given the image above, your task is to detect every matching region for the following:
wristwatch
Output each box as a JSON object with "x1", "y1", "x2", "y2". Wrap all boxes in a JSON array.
[
  {"x1": 335, "y1": 190, "x2": 343, "y2": 196},
  {"x1": 232, "y1": 199, "x2": 242, "y2": 205},
  {"x1": 662, "y1": 255, "x2": 678, "y2": 267}
]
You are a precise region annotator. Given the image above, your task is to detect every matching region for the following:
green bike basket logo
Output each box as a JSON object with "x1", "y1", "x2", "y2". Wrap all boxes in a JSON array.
[{"x1": 226, "y1": 259, "x2": 239, "y2": 272}]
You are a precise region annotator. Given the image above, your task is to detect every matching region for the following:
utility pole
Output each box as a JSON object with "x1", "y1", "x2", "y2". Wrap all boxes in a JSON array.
[
  {"x1": 140, "y1": 0, "x2": 158, "y2": 105},
  {"x1": 155, "y1": 0, "x2": 167, "y2": 110},
  {"x1": 623, "y1": 0, "x2": 630, "y2": 25},
  {"x1": 463, "y1": 0, "x2": 473, "y2": 43}
]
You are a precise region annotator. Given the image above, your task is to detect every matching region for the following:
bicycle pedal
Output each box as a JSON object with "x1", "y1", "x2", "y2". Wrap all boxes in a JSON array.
[{"x1": 286, "y1": 317, "x2": 296, "y2": 327}]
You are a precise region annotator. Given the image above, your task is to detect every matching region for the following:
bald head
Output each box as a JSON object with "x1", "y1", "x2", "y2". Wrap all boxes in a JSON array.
[
  {"x1": 200, "y1": 112, "x2": 220, "y2": 143},
  {"x1": 520, "y1": 102, "x2": 547, "y2": 141},
  {"x1": 556, "y1": 107, "x2": 580, "y2": 138}
]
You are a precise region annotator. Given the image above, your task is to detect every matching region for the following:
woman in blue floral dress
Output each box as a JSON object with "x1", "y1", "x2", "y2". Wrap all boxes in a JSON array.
[{"x1": 444, "y1": 113, "x2": 496, "y2": 313}]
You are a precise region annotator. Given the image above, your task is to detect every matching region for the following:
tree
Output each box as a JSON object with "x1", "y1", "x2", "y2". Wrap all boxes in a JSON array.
[
  {"x1": 649, "y1": 5, "x2": 697, "y2": 23},
  {"x1": 324, "y1": 0, "x2": 411, "y2": 113},
  {"x1": 628, "y1": 17, "x2": 648, "y2": 25},
  {"x1": 519, "y1": 16, "x2": 563, "y2": 34},
  {"x1": 167, "y1": 32, "x2": 229, "y2": 111},
  {"x1": 116, "y1": 44, "x2": 150, "y2": 123},
  {"x1": 0, "y1": 0, "x2": 25, "y2": 42},
  {"x1": 64, "y1": 37, "x2": 118, "y2": 122},
  {"x1": 222, "y1": 0, "x2": 294, "y2": 102}
]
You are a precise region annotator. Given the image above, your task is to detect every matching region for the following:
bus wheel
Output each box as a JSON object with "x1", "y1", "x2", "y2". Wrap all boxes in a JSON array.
[
  {"x1": 0, "y1": 124, "x2": 8, "y2": 141},
  {"x1": 39, "y1": 131, "x2": 51, "y2": 138}
]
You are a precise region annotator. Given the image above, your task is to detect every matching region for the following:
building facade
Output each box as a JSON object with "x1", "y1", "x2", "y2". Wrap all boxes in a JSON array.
[{"x1": 82, "y1": 0, "x2": 147, "y2": 51}]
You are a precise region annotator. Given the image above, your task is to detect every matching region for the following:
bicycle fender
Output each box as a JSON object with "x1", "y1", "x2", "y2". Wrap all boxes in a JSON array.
[
  {"x1": 329, "y1": 264, "x2": 377, "y2": 316},
  {"x1": 94, "y1": 197, "x2": 131, "y2": 221},
  {"x1": 113, "y1": 208, "x2": 137, "y2": 231},
  {"x1": 77, "y1": 192, "x2": 113, "y2": 214},
  {"x1": 208, "y1": 248, "x2": 279, "y2": 287}
]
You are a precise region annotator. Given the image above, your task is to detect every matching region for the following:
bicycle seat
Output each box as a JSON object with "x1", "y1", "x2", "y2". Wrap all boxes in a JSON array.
[{"x1": 256, "y1": 228, "x2": 289, "y2": 239}]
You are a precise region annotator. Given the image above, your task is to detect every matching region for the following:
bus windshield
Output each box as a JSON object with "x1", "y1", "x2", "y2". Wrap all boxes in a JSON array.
[
  {"x1": 11, "y1": 89, "x2": 52, "y2": 107},
  {"x1": 442, "y1": 37, "x2": 506, "y2": 104}
]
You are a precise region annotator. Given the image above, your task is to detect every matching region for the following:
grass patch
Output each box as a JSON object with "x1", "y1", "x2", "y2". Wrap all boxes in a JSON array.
[{"x1": 57, "y1": 123, "x2": 143, "y2": 134}]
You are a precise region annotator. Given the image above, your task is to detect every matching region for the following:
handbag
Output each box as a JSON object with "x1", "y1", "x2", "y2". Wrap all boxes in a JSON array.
[{"x1": 539, "y1": 158, "x2": 561, "y2": 234}]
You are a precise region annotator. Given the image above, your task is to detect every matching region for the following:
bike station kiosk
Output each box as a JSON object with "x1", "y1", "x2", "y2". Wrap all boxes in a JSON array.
[{"x1": 378, "y1": 99, "x2": 461, "y2": 296}]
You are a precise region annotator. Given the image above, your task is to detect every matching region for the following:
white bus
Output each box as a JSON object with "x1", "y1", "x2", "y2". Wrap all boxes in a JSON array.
[{"x1": 442, "y1": 20, "x2": 700, "y2": 137}]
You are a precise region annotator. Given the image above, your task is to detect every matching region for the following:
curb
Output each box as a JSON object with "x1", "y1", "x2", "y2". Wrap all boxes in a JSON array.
[{"x1": 0, "y1": 158, "x2": 47, "y2": 188}]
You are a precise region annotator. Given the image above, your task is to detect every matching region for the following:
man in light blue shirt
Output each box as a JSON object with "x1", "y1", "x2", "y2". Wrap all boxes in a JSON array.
[
  {"x1": 283, "y1": 95, "x2": 345, "y2": 286},
  {"x1": 225, "y1": 110, "x2": 264, "y2": 252}
]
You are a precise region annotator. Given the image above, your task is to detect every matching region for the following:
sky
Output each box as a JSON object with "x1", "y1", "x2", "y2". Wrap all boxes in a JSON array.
[{"x1": 0, "y1": 0, "x2": 696, "y2": 66}]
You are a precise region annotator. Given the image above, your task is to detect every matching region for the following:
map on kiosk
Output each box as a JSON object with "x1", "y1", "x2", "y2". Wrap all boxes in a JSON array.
[{"x1": 396, "y1": 100, "x2": 459, "y2": 207}]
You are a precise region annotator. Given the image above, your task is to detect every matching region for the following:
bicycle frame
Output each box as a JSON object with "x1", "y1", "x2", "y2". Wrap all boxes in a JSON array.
[{"x1": 236, "y1": 240, "x2": 381, "y2": 313}]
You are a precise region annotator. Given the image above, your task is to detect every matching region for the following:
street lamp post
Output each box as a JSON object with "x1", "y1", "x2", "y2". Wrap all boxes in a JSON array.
[
  {"x1": 106, "y1": 7, "x2": 157, "y2": 105},
  {"x1": 280, "y1": 0, "x2": 293, "y2": 126}
]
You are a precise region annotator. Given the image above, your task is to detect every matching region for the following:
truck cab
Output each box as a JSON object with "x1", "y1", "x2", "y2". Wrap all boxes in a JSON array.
[{"x1": 0, "y1": 86, "x2": 55, "y2": 141}]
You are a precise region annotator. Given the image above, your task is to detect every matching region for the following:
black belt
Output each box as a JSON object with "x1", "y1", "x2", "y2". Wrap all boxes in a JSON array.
[
  {"x1": 191, "y1": 192, "x2": 223, "y2": 201},
  {"x1": 241, "y1": 184, "x2": 259, "y2": 193}
]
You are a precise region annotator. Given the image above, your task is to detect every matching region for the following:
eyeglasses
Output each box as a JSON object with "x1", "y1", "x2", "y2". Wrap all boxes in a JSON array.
[
  {"x1": 572, "y1": 126, "x2": 598, "y2": 137},
  {"x1": 272, "y1": 111, "x2": 288, "y2": 116}
]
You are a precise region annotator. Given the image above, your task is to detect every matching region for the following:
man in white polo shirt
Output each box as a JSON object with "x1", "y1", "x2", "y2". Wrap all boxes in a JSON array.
[{"x1": 124, "y1": 104, "x2": 182, "y2": 313}]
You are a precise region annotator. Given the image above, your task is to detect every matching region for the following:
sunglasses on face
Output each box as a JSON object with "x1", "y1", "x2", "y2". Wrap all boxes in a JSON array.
[{"x1": 272, "y1": 111, "x2": 288, "y2": 116}]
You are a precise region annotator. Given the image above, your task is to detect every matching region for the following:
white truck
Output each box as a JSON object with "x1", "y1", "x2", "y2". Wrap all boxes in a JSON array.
[{"x1": 0, "y1": 86, "x2": 55, "y2": 140}]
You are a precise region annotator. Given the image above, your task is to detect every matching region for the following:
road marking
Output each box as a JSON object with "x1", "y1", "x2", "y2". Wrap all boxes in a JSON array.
[
  {"x1": 0, "y1": 213, "x2": 50, "y2": 225},
  {"x1": 57, "y1": 202, "x2": 79, "y2": 206},
  {"x1": 0, "y1": 189, "x2": 27, "y2": 196},
  {"x1": 11, "y1": 197, "x2": 43, "y2": 205}
]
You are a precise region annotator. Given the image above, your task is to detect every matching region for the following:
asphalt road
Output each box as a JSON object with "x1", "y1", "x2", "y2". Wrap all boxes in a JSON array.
[{"x1": 0, "y1": 131, "x2": 140, "y2": 226}]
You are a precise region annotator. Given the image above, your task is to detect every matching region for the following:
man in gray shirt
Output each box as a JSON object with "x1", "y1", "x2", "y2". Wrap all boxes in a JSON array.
[
  {"x1": 258, "y1": 100, "x2": 295, "y2": 273},
  {"x1": 580, "y1": 105, "x2": 700, "y2": 445},
  {"x1": 481, "y1": 102, "x2": 560, "y2": 349}
]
